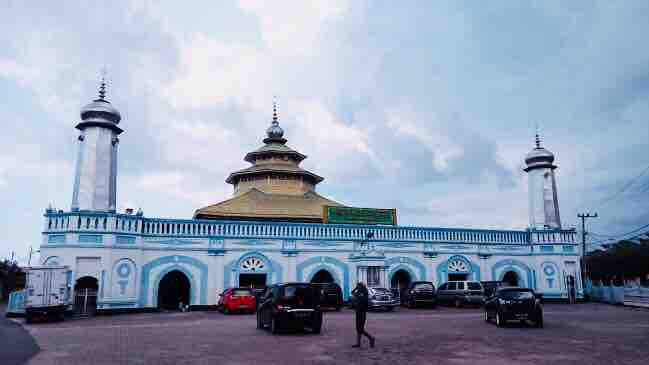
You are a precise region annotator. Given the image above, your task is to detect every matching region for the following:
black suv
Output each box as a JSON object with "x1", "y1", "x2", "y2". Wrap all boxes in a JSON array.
[
  {"x1": 311, "y1": 282, "x2": 343, "y2": 311},
  {"x1": 484, "y1": 287, "x2": 543, "y2": 328},
  {"x1": 256, "y1": 283, "x2": 323, "y2": 334},
  {"x1": 404, "y1": 281, "x2": 437, "y2": 308}
]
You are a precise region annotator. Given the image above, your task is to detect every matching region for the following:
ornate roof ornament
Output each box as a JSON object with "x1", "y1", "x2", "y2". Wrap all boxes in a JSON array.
[
  {"x1": 98, "y1": 73, "x2": 107, "y2": 100},
  {"x1": 264, "y1": 98, "x2": 286, "y2": 144},
  {"x1": 78, "y1": 71, "x2": 122, "y2": 128},
  {"x1": 524, "y1": 126, "x2": 556, "y2": 171}
]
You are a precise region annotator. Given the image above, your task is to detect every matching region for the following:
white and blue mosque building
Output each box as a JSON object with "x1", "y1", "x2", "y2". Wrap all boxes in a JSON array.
[{"x1": 38, "y1": 83, "x2": 582, "y2": 312}]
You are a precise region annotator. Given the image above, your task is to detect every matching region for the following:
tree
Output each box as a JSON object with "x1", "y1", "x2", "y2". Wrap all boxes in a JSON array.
[
  {"x1": 586, "y1": 238, "x2": 649, "y2": 285},
  {"x1": 0, "y1": 259, "x2": 25, "y2": 302}
]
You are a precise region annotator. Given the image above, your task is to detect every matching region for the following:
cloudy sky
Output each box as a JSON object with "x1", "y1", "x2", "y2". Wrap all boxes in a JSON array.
[{"x1": 2, "y1": 1, "x2": 648, "y2": 264}]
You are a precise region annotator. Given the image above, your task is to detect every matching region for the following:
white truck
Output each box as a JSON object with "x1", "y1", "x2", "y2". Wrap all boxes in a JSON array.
[{"x1": 24, "y1": 266, "x2": 72, "y2": 323}]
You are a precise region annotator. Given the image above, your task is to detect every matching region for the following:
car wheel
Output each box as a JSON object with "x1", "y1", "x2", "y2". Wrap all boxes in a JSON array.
[
  {"x1": 496, "y1": 312, "x2": 504, "y2": 327},
  {"x1": 484, "y1": 311, "x2": 490, "y2": 322},
  {"x1": 256, "y1": 312, "x2": 263, "y2": 329},
  {"x1": 312, "y1": 323, "x2": 322, "y2": 334},
  {"x1": 271, "y1": 317, "x2": 280, "y2": 334},
  {"x1": 223, "y1": 306, "x2": 229, "y2": 315},
  {"x1": 535, "y1": 312, "x2": 544, "y2": 328},
  {"x1": 25, "y1": 314, "x2": 32, "y2": 324},
  {"x1": 335, "y1": 305, "x2": 341, "y2": 312},
  {"x1": 386, "y1": 306, "x2": 394, "y2": 312},
  {"x1": 454, "y1": 298, "x2": 463, "y2": 308},
  {"x1": 407, "y1": 300, "x2": 414, "y2": 309}
]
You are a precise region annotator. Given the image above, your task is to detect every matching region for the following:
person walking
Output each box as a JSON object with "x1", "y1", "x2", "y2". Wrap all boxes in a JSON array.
[{"x1": 351, "y1": 282, "x2": 375, "y2": 348}]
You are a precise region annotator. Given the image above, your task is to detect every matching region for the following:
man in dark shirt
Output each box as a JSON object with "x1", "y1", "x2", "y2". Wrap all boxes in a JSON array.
[{"x1": 351, "y1": 282, "x2": 375, "y2": 348}]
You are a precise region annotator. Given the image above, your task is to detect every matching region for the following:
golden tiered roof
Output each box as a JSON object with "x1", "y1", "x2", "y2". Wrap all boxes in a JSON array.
[{"x1": 194, "y1": 102, "x2": 344, "y2": 222}]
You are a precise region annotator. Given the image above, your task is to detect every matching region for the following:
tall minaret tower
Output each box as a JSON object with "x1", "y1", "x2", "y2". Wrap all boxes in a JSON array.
[
  {"x1": 524, "y1": 131, "x2": 561, "y2": 229},
  {"x1": 71, "y1": 77, "x2": 123, "y2": 212}
]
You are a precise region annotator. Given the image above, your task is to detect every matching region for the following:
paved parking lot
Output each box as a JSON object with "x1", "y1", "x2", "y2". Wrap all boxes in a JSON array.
[{"x1": 16, "y1": 303, "x2": 649, "y2": 365}]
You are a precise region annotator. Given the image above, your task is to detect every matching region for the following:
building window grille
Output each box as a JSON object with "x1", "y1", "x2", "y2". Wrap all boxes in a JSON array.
[
  {"x1": 86, "y1": 218, "x2": 90, "y2": 229},
  {"x1": 103, "y1": 218, "x2": 107, "y2": 230},
  {"x1": 367, "y1": 267, "x2": 381, "y2": 287}
]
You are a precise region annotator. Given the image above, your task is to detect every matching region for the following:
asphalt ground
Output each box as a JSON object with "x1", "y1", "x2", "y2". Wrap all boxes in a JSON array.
[
  {"x1": 11, "y1": 303, "x2": 649, "y2": 365},
  {"x1": 0, "y1": 306, "x2": 39, "y2": 365}
]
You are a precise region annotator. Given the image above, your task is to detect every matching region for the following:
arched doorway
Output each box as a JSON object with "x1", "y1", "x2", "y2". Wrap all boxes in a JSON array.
[
  {"x1": 502, "y1": 271, "x2": 519, "y2": 287},
  {"x1": 74, "y1": 276, "x2": 98, "y2": 316},
  {"x1": 390, "y1": 269, "x2": 412, "y2": 304},
  {"x1": 157, "y1": 270, "x2": 190, "y2": 310},
  {"x1": 310, "y1": 269, "x2": 335, "y2": 284}
]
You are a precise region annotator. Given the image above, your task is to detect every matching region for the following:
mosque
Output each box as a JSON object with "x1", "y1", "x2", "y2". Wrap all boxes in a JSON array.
[{"x1": 38, "y1": 82, "x2": 581, "y2": 313}]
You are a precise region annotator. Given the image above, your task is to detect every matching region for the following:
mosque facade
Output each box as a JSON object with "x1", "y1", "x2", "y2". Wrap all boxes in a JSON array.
[{"x1": 38, "y1": 84, "x2": 582, "y2": 312}]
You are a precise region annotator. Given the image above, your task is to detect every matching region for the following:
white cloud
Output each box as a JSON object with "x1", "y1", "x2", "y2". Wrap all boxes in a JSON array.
[
  {"x1": 238, "y1": 0, "x2": 348, "y2": 57},
  {"x1": 385, "y1": 107, "x2": 464, "y2": 170}
]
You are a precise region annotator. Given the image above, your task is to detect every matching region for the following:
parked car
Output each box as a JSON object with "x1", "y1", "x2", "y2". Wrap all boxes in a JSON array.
[
  {"x1": 484, "y1": 287, "x2": 543, "y2": 327},
  {"x1": 481, "y1": 281, "x2": 504, "y2": 299},
  {"x1": 311, "y1": 282, "x2": 343, "y2": 311},
  {"x1": 404, "y1": 281, "x2": 437, "y2": 308},
  {"x1": 436, "y1": 281, "x2": 484, "y2": 307},
  {"x1": 351, "y1": 287, "x2": 399, "y2": 311},
  {"x1": 218, "y1": 288, "x2": 257, "y2": 314},
  {"x1": 256, "y1": 283, "x2": 322, "y2": 334}
]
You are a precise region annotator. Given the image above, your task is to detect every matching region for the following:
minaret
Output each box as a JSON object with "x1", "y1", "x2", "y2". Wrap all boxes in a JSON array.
[
  {"x1": 524, "y1": 130, "x2": 561, "y2": 229},
  {"x1": 70, "y1": 77, "x2": 123, "y2": 212}
]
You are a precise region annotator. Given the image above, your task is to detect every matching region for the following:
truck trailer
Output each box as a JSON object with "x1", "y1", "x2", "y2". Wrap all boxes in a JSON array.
[{"x1": 24, "y1": 266, "x2": 71, "y2": 323}]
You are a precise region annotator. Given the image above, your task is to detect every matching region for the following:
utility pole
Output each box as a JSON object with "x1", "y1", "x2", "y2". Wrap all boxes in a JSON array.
[
  {"x1": 578, "y1": 212, "x2": 598, "y2": 297},
  {"x1": 578, "y1": 213, "x2": 598, "y2": 256},
  {"x1": 28, "y1": 246, "x2": 36, "y2": 266}
]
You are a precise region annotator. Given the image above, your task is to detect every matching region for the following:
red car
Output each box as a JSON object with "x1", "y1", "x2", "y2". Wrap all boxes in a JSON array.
[{"x1": 218, "y1": 288, "x2": 257, "y2": 314}]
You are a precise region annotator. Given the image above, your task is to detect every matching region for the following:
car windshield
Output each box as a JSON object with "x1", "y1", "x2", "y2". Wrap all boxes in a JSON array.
[
  {"x1": 232, "y1": 289, "x2": 252, "y2": 296},
  {"x1": 414, "y1": 283, "x2": 433, "y2": 290},
  {"x1": 499, "y1": 290, "x2": 534, "y2": 299},
  {"x1": 468, "y1": 282, "x2": 482, "y2": 290},
  {"x1": 280, "y1": 285, "x2": 315, "y2": 308}
]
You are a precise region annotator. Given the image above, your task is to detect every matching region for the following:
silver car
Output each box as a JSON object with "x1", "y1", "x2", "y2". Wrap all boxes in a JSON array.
[{"x1": 367, "y1": 287, "x2": 399, "y2": 311}]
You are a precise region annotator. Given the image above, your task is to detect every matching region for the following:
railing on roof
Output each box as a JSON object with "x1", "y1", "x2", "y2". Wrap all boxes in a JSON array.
[{"x1": 43, "y1": 211, "x2": 577, "y2": 245}]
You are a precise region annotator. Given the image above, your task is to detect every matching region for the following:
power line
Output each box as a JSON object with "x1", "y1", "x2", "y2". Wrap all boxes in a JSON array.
[
  {"x1": 594, "y1": 163, "x2": 649, "y2": 208},
  {"x1": 589, "y1": 222, "x2": 649, "y2": 246}
]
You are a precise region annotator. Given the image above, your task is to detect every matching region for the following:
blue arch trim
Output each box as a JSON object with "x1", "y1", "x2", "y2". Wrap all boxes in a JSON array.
[
  {"x1": 384, "y1": 256, "x2": 426, "y2": 281},
  {"x1": 223, "y1": 251, "x2": 283, "y2": 289},
  {"x1": 436, "y1": 255, "x2": 480, "y2": 286},
  {"x1": 296, "y1": 256, "x2": 350, "y2": 300},
  {"x1": 43, "y1": 256, "x2": 61, "y2": 266},
  {"x1": 491, "y1": 259, "x2": 533, "y2": 289},
  {"x1": 306, "y1": 265, "x2": 342, "y2": 287},
  {"x1": 139, "y1": 255, "x2": 208, "y2": 307},
  {"x1": 152, "y1": 266, "x2": 196, "y2": 307}
]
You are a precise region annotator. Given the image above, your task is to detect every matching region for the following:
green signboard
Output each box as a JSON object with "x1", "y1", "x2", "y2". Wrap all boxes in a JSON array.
[{"x1": 323, "y1": 206, "x2": 397, "y2": 225}]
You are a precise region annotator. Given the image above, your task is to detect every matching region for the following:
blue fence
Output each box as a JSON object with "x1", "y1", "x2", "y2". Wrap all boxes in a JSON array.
[
  {"x1": 7, "y1": 290, "x2": 25, "y2": 314},
  {"x1": 584, "y1": 280, "x2": 649, "y2": 306}
]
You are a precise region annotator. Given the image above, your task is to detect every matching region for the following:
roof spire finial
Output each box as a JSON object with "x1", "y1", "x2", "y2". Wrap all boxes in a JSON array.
[
  {"x1": 272, "y1": 96, "x2": 278, "y2": 125},
  {"x1": 98, "y1": 68, "x2": 107, "y2": 100},
  {"x1": 535, "y1": 123, "x2": 542, "y2": 148}
]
